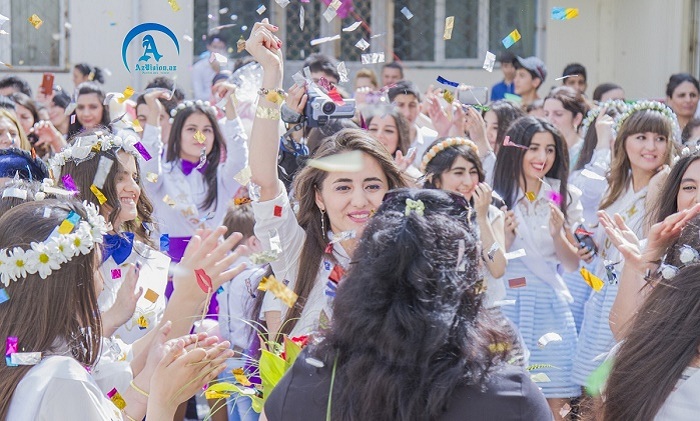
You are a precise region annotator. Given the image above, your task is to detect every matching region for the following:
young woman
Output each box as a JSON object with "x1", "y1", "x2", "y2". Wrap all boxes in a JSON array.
[
  {"x1": 366, "y1": 108, "x2": 411, "y2": 158},
  {"x1": 73, "y1": 62, "x2": 105, "y2": 87},
  {"x1": 543, "y1": 86, "x2": 590, "y2": 169},
  {"x1": 0, "y1": 198, "x2": 234, "y2": 420},
  {"x1": 0, "y1": 110, "x2": 31, "y2": 151},
  {"x1": 245, "y1": 19, "x2": 406, "y2": 337},
  {"x1": 68, "y1": 82, "x2": 111, "y2": 137},
  {"x1": 9, "y1": 92, "x2": 39, "y2": 135},
  {"x1": 492, "y1": 116, "x2": 583, "y2": 417},
  {"x1": 572, "y1": 101, "x2": 676, "y2": 392},
  {"x1": 483, "y1": 99, "x2": 526, "y2": 155},
  {"x1": 421, "y1": 136, "x2": 507, "y2": 306},
  {"x1": 602, "y1": 222, "x2": 700, "y2": 420},
  {"x1": 666, "y1": 73, "x2": 700, "y2": 130},
  {"x1": 262, "y1": 189, "x2": 552, "y2": 420}
]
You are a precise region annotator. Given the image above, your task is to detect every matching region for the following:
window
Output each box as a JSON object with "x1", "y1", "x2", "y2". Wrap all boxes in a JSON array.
[
  {"x1": 0, "y1": 0, "x2": 66, "y2": 70},
  {"x1": 393, "y1": 0, "x2": 538, "y2": 65}
]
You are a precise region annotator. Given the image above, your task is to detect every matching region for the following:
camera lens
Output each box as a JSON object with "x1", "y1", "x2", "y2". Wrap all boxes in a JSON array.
[{"x1": 321, "y1": 101, "x2": 336, "y2": 115}]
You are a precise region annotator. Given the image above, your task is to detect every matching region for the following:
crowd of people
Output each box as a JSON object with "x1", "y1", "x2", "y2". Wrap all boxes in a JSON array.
[{"x1": 2, "y1": 14, "x2": 700, "y2": 421}]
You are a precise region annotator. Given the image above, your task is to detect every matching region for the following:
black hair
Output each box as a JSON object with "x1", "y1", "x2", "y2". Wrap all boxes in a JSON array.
[
  {"x1": 74, "y1": 63, "x2": 105, "y2": 84},
  {"x1": 0, "y1": 95, "x2": 16, "y2": 112},
  {"x1": 593, "y1": 83, "x2": 623, "y2": 102},
  {"x1": 315, "y1": 188, "x2": 513, "y2": 420},
  {"x1": 562, "y1": 63, "x2": 587, "y2": 81},
  {"x1": 488, "y1": 100, "x2": 526, "y2": 153},
  {"x1": 666, "y1": 73, "x2": 700, "y2": 98},
  {"x1": 51, "y1": 91, "x2": 72, "y2": 109},
  {"x1": 8, "y1": 92, "x2": 39, "y2": 125},
  {"x1": 498, "y1": 52, "x2": 515, "y2": 64},
  {"x1": 303, "y1": 53, "x2": 340, "y2": 83},
  {"x1": 146, "y1": 76, "x2": 185, "y2": 105},
  {"x1": 492, "y1": 116, "x2": 570, "y2": 219},
  {"x1": 382, "y1": 61, "x2": 404, "y2": 77},
  {"x1": 0, "y1": 76, "x2": 32, "y2": 97},
  {"x1": 387, "y1": 80, "x2": 421, "y2": 102},
  {"x1": 68, "y1": 82, "x2": 111, "y2": 137},
  {"x1": 206, "y1": 35, "x2": 225, "y2": 46},
  {"x1": 682, "y1": 118, "x2": 700, "y2": 144}
]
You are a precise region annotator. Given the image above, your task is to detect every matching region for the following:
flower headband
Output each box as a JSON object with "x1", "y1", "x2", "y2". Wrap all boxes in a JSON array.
[
  {"x1": 613, "y1": 100, "x2": 681, "y2": 144},
  {"x1": 420, "y1": 137, "x2": 480, "y2": 174},
  {"x1": 0, "y1": 201, "x2": 111, "y2": 286},
  {"x1": 49, "y1": 131, "x2": 143, "y2": 177},
  {"x1": 168, "y1": 99, "x2": 218, "y2": 124},
  {"x1": 581, "y1": 99, "x2": 628, "y2": 138}
]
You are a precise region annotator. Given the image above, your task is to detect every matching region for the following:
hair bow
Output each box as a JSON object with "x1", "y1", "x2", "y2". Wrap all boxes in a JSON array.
[{"x1": 405, "y1": 198, "x2": 425, "y2": 217}]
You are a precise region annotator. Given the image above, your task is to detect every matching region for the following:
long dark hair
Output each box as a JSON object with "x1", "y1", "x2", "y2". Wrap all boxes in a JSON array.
[
  {"x1": 74, "y1": 63, "x2": 105, "y2": 84},
  {"x1": 0, "y1": 199, "x2": 102, "y2": 419},
  {"x1": 61, "y1": 129, "x2": 155, "y2": 246},
  {"x1": 281, "y1": 129, "x2": 406, "y2": 336},
  {"x1": 488, "y1": 100, "x2": 525, "y2": 154},
  {"x1": 365, "y1": 108, "x2": 411, "y2": 156},
  {"x1": 603, "y1": 218, "x2": 700, "y2": 420},
  {"x1": 423, "y1": 137, "x2": 485, "y2": 188},
  {"x1": 68, "y1": 82, "x2": 111, "y2": 137},
  {"x1": 492, "y1": 116, "x2": 570, "y2": 219},
  {"x1": 166, "y1": 102, "x2": 225, "y2": 211},
  {"x1": 647, "y1": 151, "x2": 700, "y2": 226},
  {"x1": 314, "y1": 188, "x2": 512, "y2": 420}
]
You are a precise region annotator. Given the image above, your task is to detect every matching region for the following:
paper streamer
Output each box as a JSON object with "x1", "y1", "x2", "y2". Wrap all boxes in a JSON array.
[
  {"x1": 5, "y1": 336, "x2": 17, "y2": 366},
  {"x1": 133, "y1": 142, "x2": 152, "y2": 161},
  {"x1": 436, "y1": 76, "x2": 459, "y2": 87},
  {"x1": 90, "y1": 184, "x2": 107, "y2": 205},
  {"x1": 61, "y1": 174, "x2": 78, "y2": 192}
]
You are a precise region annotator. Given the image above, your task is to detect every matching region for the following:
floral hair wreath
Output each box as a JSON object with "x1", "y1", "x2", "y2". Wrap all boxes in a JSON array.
[
  {"x1": 656, "y1": 244, "x2": 700, "y2": 281},
  {"x1": 420, "y1": 137, "x2": 480, "y2": 174},
  {"x1": 613, "y1": 100, "x2": 682, "y2": 145},
  {"x1": 0, "y1": 201, "x2": 111, "y2": 286},
  {"x1": 168, "y1": 99, "x2": 218, "y2": 124},
  {"x1": 581, "y1": 99, "x2": 628, "y2": 138},
  {"x1": 48, "y1": 130, "x2": 141, "y2": 178}
]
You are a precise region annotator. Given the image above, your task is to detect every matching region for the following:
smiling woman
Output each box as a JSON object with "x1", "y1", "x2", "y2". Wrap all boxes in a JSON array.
[{"x1": 68, "y1": 82, "x2": 111, "y2": 137}]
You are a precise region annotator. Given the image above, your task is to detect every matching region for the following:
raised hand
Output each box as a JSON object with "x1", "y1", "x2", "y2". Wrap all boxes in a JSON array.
[{"x1": 245, "y1": 19, "x2": 283, "y2": 70}]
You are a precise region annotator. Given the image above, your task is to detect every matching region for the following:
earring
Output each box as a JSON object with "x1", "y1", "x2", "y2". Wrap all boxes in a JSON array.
[{"x1": 320, "y1": 208, "x2": 326, "y2": 239}]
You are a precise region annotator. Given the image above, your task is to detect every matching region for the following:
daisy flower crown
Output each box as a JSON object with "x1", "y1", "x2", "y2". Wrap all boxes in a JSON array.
[
  {"x1": 613, "y1": 100, "x2": 682, "y2": 144},
  {"x1": 0, "y1": 201, "x2": 111, "y2": 286},
  {"x1": 581, "y1": 99, "x2": 628, "y2": 138},
  {"x1": 168, "y1": 99, "x2": 218, "y2": 124},
  {"x1": 420, "y1": 137, "x2": 480, "y2": 174},
  {"x1": 48, "y1": 131, "x2": 141, "y2": 177}
]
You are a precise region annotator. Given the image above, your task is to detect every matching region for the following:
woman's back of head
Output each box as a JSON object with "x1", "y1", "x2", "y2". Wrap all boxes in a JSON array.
[{"x1": 319, "y1": 188, "x2": 512, "y2": 420}]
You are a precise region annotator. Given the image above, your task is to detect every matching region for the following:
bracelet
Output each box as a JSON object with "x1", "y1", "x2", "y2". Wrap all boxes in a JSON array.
[
  {"x1": 130, "y1": 380, "x2": 150, "y2": 398},
  {"x1": 258, "y1": 87, "x2": 287, "y2": 105},
  {"x1": 256, "y1": 106, "x2": 281, "y2": 121}
]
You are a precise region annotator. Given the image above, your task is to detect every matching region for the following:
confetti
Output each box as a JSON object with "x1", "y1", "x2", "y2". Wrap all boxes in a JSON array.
[
  {"x1": 144, "y1": 288, "x2": 159, "y2": 303},
  {"x1": 195, "y1": 269, "x2": 213, "y2": 293},
  {"x1": 146, "y1": 172, "x2": 158, "y2": 183},
  {"x1": 580, "y1": 267, "x2": 604, "y2": 291},
  {"x1": 117, "y1": 87, "x2": 135, "y2": 104},
  {"x1": 355, "y1": 38, "x2": 370, "y2": 51},
  {"x1": 502, "y1": 135, "x2": 529, "y2": 150},
  {"x1": 400, "y1": 7, "x2": 413, "y2": 20},
  {"x1": 504, "y1": 248, "x2": 526, "y2": 260},
  {"x1": 337, "y1": 61, "x2": 349, "y2": 83},
  {"x1": 585, "y1": 358, "x2": 612, "y2": 396},
  {"x1": 93, "y1": 156, "x2": 114, "y2": 189},
  {"x1": 436, "y1": 76, "x2": 459, "y2": 88},
  {"x1": 194, "y1": 130, "x2": 206, "y2": 144},
  {"x1": 328, "y1": 264, "x2": 345, "y2": 283},
  {"x1": 195, "y1": 147, "x2": 207, "y2": 170},
  {"x1": 107, "y1": 387, "x2": 126, "y2": 409},
  {"x1": 273, "y1": 205, "x2": 283, "y2": 217},
  {"x1": 61, "y1": 174, "x2": 78, "y2": 192},
  {"x1": 274, "y1": 0, "x2": 290, "y2": 7},
  {"x1": 443, "y1": 16, "x2": 454, "y2": 40},
  {"x1": 310, "y1": 34, "x2": 341, "y2": 46},
  {"x1": 0, "y1": 288, "x2": 8, "y2": 304},
  {"x1": 256, "y1": 5, "x2": 267, "y2": 14},
  {"x1": 159, "y1": 234, "x2": 170, "y2": 252},
  {"x1": 501, "y1": 29, "x2": 521, "y2": 49},
  {"x1": 559, "y1": 403, "x2": 572, "y2": 418},
  {"x1": 361, "y1": 53, "x2": 385, "y2": 64},
  {"x1": 233, "y1": 368, "x2": 252, "y2": 386},
  {"x1": 209, "y1": 52, "x2": 228, "y2": 65},
  {"x1": 537, "y1": 332, "x2": 563, "y2": 348},
  {"x1": 486, "y1": 242, "x2": 500, "y2": 261},
  {"x1": 508, "y1": 277, "x2": 526, "y2": 288},
  {"x1": 133, "y1": 142, "x2": 152, "y2": 161},
  {"x1": 580, "y1": 169, "x2": 605, "y2": 181},
  {"x1": 28, "y1": 14, "x2": 42, "y2": 29},
  {"x1": 503, "y1": 93, "x2": 522, "y2": 103},
  {"x1": 162, "y1": 195, "x2": 176, "y2": 207},
  {"x1": 0, "y1": 14, "x2": 8, "y2": 27},
  {"x1": 183, "y1": 34, "x2": 193, "y2": 42},
  {"x1": 483, "y1": 51, "x2": 496, "y2": 72},
  {"x1": 0, "y1": 61, "x2": 12, "y2": 69},
  {"x1": 442, "y1": 90, "x2": 455, "y2": 104},
  {"x1": 233, "y1": 167, "x2": 252, "y2": 186},
  {"x1": 167, "y1": 0, "x2": 181, "y2": 12},
  {"x1": 57, "y1": 211, "x2": 81, "y2": 235},
  {"x1": 551, "y1": 7, "x2": 579, "y2": 20},
  {"x1": 111, "y1": 269, "x2": 122, "y2": 279},
  {"x1": 323, "y1": 5, "x2": 337, "y2": 22},
  {"x1": 5, "y1": 336, "x2": 17, "y2": 366},
  {"x1": 236, "y1": 36, "x2": 246, "y2": 53},
  {"x1": 299, "y1": 6, "x2": 305, "y2": 30},
  {"x1": 10, "y1": 352, "x2": 41, "y2": 365},
  {"x1": 90, "y1": 184, "x2": 107, "y2": 205},
  {"x1": 530, "y1": 373, "x2": 551, "y2": 383},
  {"x1": 257, "y1": 275, "x2": 297, "y2": 307},
  {"x1": 525, "y1": 192, "x2": 536, "y2": 202},
  {"x1": 305, "y1": 357, "x2": 325, "y2": 368},
  {"x1": 488, "y1": 342, "x2": 510, "y2": 353},
  {"x1": 307, "y1": 150, "x2": 364, "y2": 172},
  {"x1": 547, "y1": 190, "x2": 562, "y2": 205},
  {"x1": 2, "y1": 187, "x2": 27, "y2": 200},
  {"x1": 249, "y1": 250, "x2": 280, "y2": 264},
  {"x1": 342, "y1": 21, "x2": 362, "y2": 32}
]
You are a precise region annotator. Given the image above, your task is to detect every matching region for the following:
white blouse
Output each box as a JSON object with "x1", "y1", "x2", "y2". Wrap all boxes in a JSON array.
[
  {"x1": 252, "y1": 182, "x2": 350, "y2": 337},
  {"x1": 656, "y1": 367, "x2": 700, "y2": 420},
  {"x1": 139, "y1": 119, "x2": 248, "y2": 237},
  {"x1": 7, "y1": 356, "x2": 123, "y2": 420}
]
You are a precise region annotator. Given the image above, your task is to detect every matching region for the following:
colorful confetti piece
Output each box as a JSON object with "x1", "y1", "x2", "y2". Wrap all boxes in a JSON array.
[
  {"x1": 144, "y1": 288, "x2": 159, "y2": 303},
  {"x1": 194, "y1": 130, "x2": 206, "y2": 144},
  {"x1": 90, "y1": 184, "x2": 107, "y2": 205},
  {"x1": 508, "y1": 277, "x2": 527, "y2": 288},
  {"x1": 580, "y1": 267, "x2": 604, "y2": 291},
  {"x1": 146, "y1": 172, "x2": 158, "y2": 183},
  {"x1": 436, "y1": 75, "x2": 459, "y2": 88},
  {"x1": 0, "y1": 288, "x2": 8, "y2": 304},
  {"x1": 501, "y1": 29, "x2": 521, "y2": 49},
  {"x1": 117, "y1": 86, "x2": 135, "y2": 104},
  {"x1": 443, "y1": 16, "x2": 454, "y2": 40},
  {"x1": 61, "y1": 174, "x2": 78, "y2": 192},
  {"x1": 551, "y1": 7, "x2": 579, "y2": 20},
  {"x1": 168, "y1": 0, "x2": 181, "y2": 12},
  {"x1": 483, "y1": 51, "x2": 496, "y2": 72},
  {"x1": 257, "y1": 275, "x2": 297, "y2": 307},
  {"x1": 111, "y1": 269, "x2": 122, "y2": 279},
  {"x1": 28, "y1": 14, "x2": 42, "y2": 29},
  {"x1": 306, "y1": 150, "x2": 364, "y2": 172},
  {"x1": 400, "y1": 7, "x2": 413, "y2": 20}
]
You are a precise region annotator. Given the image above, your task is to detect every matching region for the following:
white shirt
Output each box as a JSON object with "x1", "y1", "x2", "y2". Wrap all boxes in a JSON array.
[
  {"x1": 8, "y1": 356, "x2": 123, "y2": 420},
  {"x1": 140, "y1": 119, "x2": 248, "y2": 237},
  {"x1": 252, "y1": 183, "x2": 350, "y2": 337},
  {"x1": 656, "y1": 367, "x2": 700, "y2": 420},
  {"x1": 192, "y1": 56, "x2": 219, "y2": 102}
]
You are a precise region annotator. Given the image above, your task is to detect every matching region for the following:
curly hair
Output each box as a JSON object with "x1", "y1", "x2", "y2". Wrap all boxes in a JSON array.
[{"x1": 314, "y1": 188, "x2": 513, "y2": 421}]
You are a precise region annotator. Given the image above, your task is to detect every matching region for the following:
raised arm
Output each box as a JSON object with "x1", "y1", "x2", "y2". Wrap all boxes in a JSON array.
[{"x1": 246, "y1": 19, "x2": 285, "y2": 202}]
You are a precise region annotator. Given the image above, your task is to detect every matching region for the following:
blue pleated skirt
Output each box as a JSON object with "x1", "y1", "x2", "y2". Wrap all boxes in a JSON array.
[
  {"x1": 563, "y1": 269, "x2": 592, "y2": 334},
  {"x1": 501, "y1": 259, "x2": 581, "y2": 398}
]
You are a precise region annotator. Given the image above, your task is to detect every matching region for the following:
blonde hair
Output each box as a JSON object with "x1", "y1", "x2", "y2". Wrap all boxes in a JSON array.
[{"x1": 0, "y1": 109, "x2": 31, "y2": 151}]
